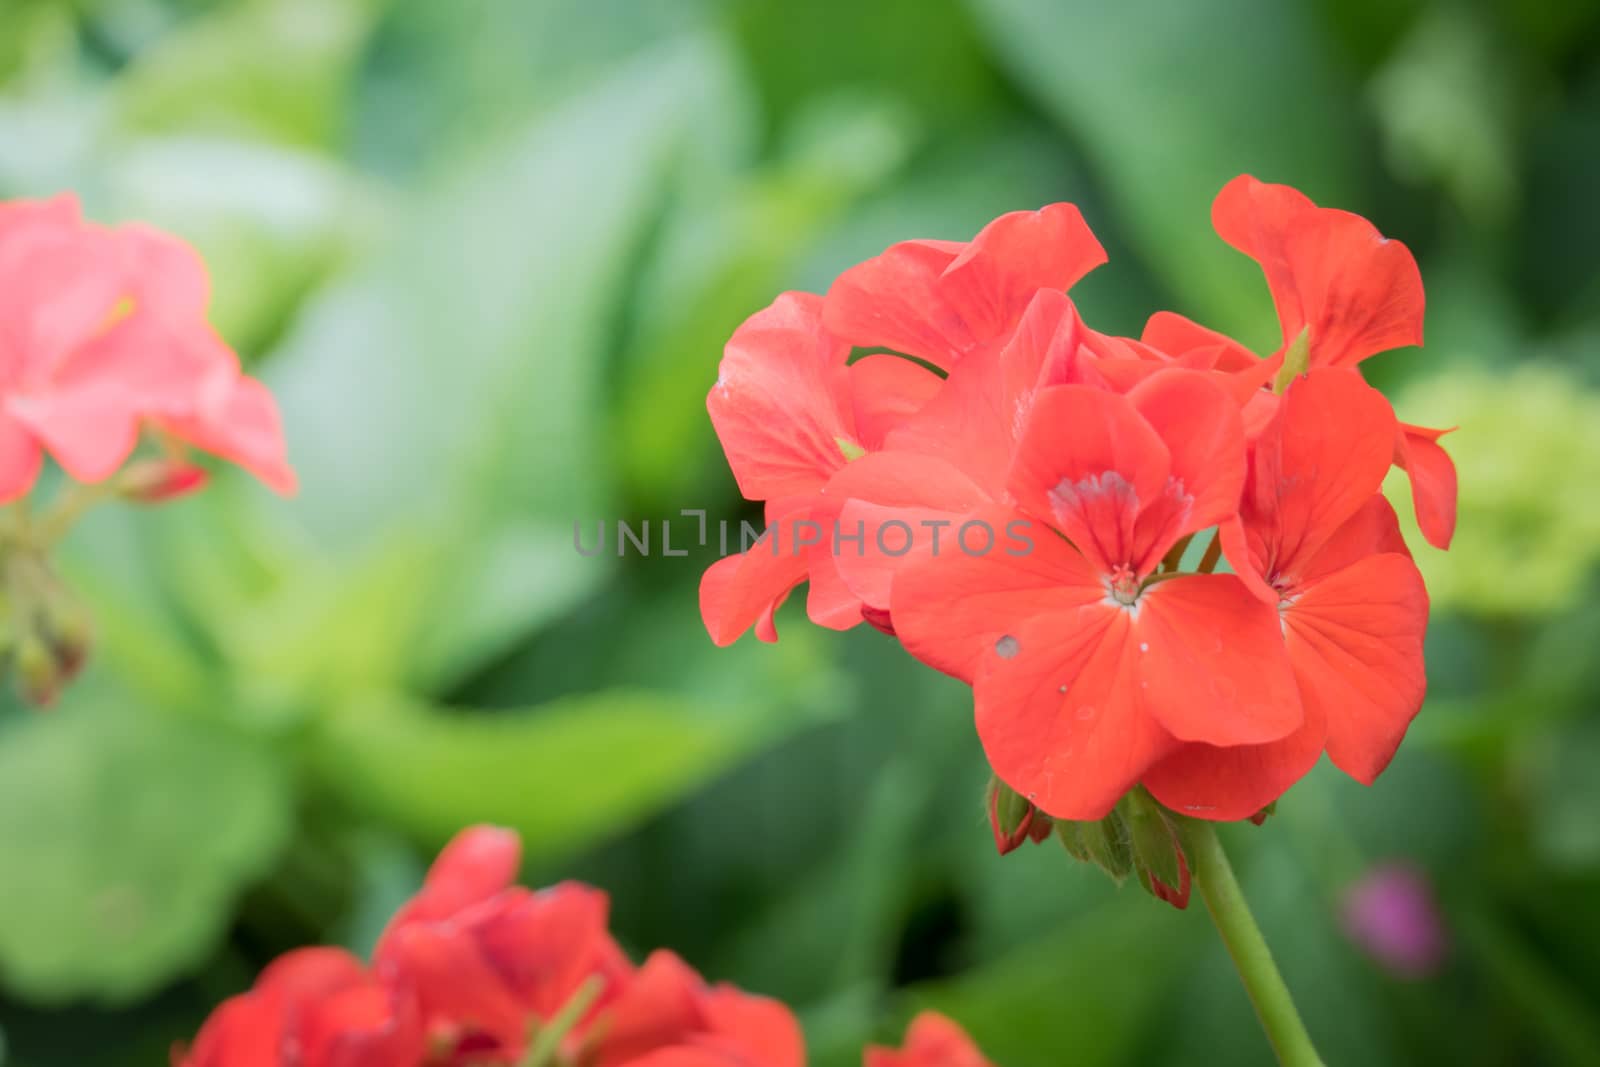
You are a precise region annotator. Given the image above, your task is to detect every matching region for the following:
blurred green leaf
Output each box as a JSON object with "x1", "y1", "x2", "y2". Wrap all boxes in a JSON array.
[
  {"x1": 966, "y1": 0, "x2": 1362, "y2": 342},
  {"x1": 249, "y1": 39, "x2": 745, "y2": 691},
  {"x1": 889, "y1": 894, "x2": 1199, "y2": 1067},
  {"x1": 310, "y1": 687, "x2": 811, "y2": 861},
  {"x1": 352, "y1": 0, "x2": 719, "y2": 173},
  {"x1": 0, "y1": 695, "x2": 291, "y2": 1003},
  {"x1": 1529, "y1": 718, "x2": 1600, "y2": 871},
  {"x1": 114, "y1": 0, "x2": 381, "y2": 148},
  {"x1": 1370, "y1": 8, "x2": 1518, "y2": 224},
  {"x1": 107, "y1": 135, "x2": 372, "y2": 353}
]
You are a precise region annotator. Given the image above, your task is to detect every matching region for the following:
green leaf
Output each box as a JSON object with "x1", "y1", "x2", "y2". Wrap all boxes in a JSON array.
[
  {"x1": 0, "y1": 693, "x2": 291, "y2": 1002},
  {"x1": 106, "y1": 135, "x2": 369, "y2": 354},
  {"x1": 965, "y1": 0, "x2": 1361, "y2": 341},
  {"x1": 114, "y1": 0, "x2": 381, "y2": 149},
  {"x1": 212, "y1": 39, "x2": 745, "y2": 692},
  {"x1": 309, "y1": 687, "x2": 811, "y2": 861},
  {"x1": 886, "y1": 894, "x2": 1200, "y2": 1067}
]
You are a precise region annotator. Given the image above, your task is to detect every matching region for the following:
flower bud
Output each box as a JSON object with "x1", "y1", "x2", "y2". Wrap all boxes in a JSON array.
[
  {"x1": 1119, "y1": 790, "x2": 1191, "y2": 910},
  {"x1": 986, "y1": 777, "x2": 1051, "y2": 855},
  {"x1": 14, "y1": 634, "x2": 61, "y2": 707},
  {"x1": 118, "y1": 458, "x2": 210, "y2": 503},
  {"x1": 1054, "y1": 813, "x2": 1133, "y2": 885},
  {"x1": 44, "y1": 602, "x2": 93, "y2": 686}
]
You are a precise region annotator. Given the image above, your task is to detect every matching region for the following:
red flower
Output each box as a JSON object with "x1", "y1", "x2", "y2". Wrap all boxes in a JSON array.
[
  {"x1": 889, "y1": 369, "x2": 1302, "y2": 819},
  {"x1": 375, "y1": 827, "x2": 621, "y2": 1062},
  {"x1": 174, "y1": 947, "x2": 422, "y2": 1067},
  {"x1": 0, "y1": 195, "x2": 294, "y2": 500},
  {"x1": 863, "y1": 1013, "x2": 994, "y2": 1067},
  {"x1": 180, "y1": 826, "x2": 808, "y2": 1067},
  {"x1": 598, "y1": 951, "x2": 805, "y2": 1067},
  {"x1": 703, "y1": 204, "x2": 1107, "y2": 646},
  {"x1": 1143, "y1": 369, "x2": 1430, "y2": 820},
  {"x1": 1212, "y1": 174, "x2": 1457, "y2": 550}
]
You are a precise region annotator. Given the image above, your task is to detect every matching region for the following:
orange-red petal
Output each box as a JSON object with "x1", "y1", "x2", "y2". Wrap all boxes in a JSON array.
[
  {"x1": 1394, "y1": 421, "x2": 1457, "y2": 550},
  {"x1": 1213, "y1": 175, "x2": 1424, "y2": 368},
  {"x1": 1283, "y1": 552, "x2": 1428, "y2": 784},
  {"x1": 708, "y1": 292, "x2": 856, "y2": 501}
]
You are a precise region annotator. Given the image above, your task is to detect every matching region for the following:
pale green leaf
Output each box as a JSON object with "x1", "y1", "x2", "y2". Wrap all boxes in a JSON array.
[{"x1": 0, "y1": 695, "x2": 291, "y2": 1002}]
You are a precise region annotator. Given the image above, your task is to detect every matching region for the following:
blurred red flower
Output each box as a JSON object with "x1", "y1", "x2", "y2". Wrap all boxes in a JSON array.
[
  {"x1": 0, "y1": 194, "x2": 294, "y2": 501},
  {"x1": 174, "y1": 825, "x2": 846, "y2": 1067},
  {"x1": 863, "y1": 1013, "x2": 994, "y2": 1067}
]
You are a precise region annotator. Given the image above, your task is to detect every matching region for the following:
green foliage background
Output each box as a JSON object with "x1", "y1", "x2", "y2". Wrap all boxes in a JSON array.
[{"x1": 1, "y1": 0, "x2": 1598, "y2": 1063}]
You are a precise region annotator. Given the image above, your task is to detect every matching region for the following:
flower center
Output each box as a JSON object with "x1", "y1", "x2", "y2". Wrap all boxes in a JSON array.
[{"x1": 1108, "y1": 563, "x2": 1140, "y2": 605}]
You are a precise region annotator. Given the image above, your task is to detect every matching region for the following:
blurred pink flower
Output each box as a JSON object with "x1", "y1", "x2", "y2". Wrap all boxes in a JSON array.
[
  {"x1": 1340, "y1": 863, "x2": 1448, "y2": 978},
  {"x1": 0, "y1": 194, "x2": 295, "y2": 500}
]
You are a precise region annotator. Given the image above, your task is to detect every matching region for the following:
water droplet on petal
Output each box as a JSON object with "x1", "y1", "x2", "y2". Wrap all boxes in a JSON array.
[{"x1": 995, "y1": 634, "x2": 1021, "y2": 659}]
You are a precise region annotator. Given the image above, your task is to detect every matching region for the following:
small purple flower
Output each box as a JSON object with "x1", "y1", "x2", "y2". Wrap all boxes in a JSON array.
[{"x1": 1340, "y1": 863, "x2": 1449, "y2": 978}]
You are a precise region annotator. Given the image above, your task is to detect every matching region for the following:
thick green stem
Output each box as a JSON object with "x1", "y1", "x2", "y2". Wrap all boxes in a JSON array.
[{"x1": 1185, "y1": 819, "x2": 1324, "y2": 1067}]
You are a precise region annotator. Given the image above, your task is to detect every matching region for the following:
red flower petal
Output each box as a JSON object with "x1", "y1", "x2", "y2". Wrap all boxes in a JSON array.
[
  {"x1": 1232, "y1": 368, "x2": 1397, "y2": 592},
  {"x1": 864, "y1": 1012, "x2": 994, "y2": 1067},
  {"x1": 472, "y1": 883, "x2": 612, "y2": 1019},
  {"x1": 1143, "y1": 717, "x2": 1325, "y2": 823},
  {"x1": 824, "y1": 205, "x2": 1104, "y2": 368},
  {"x1": 591, "y1": 950, "x2": 706, "y2": 1067},
  {"x1": 698, "y1": 520, "x2": 809, "y2": 647},
  {"x1": 884, "y1": 289, "x2": 1090, "y2": 496},
  {"x1": 938, "y1": 203, "x2": 1106, "y2": 346},
  {"x1": 388, "y1": 824, "x2": 522, "y2": 930},
  {"x1": 973, "y1": 601, "x2": 1175, "y2": 820},
  {"x1": 0, "y1": 413, "x2": 42, "y2": 502},
  {"x1": 1126, "y1": 368, "x2": 1247, "y2": 536},
  {"x1": 823, "y1": 239, "x2": 968, "y2": 364},
  {"x1": 376, "y1": 923, "x2": 528, "y2": 1057},
  {"x1": 1283, "y1": 552, "x2": 1429, "y2": 784},
  {"x1": 847, "y1": 355, "x2": 942, "y2": 449},
  {"x1": 1140, "y1": 310, "x2": 1258, "y2": 371},
  {"x1": 1394, "y1": 421, "x2": 1457, "y2": 550},
  {"x1": 1006, "y1": 385, "x2": 1170, "y2": 576},
  {"x1": 1213, "y1": 175, "x2": 1424, "y2": 368},
  {"x1": 817, "y1": 450, "x2": 990, "y2": 617},
  {"x1": 890, "y1": 504, "x2": 1098, "y2": 684},
  {"x1": 696, "y1": 985, "x2": 806, "y2": 1067},
  {"x1": 1134, "y1": 574, "x2": 1301, "y2": 746},
  {"x1": 1299, "y1": 494, "x2": 1411, "y2": 586},
  {"x1": 708, "y1": 292, "x2": 856, "y2": 501},
  {"x1": 297, "y1": 982, "x2": 423, "y2": 1067}
]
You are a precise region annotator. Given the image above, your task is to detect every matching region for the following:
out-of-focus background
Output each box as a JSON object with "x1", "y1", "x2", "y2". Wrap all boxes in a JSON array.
[{"x1": 1, "y1": 0, "x2": 1598, "y2": 1063}]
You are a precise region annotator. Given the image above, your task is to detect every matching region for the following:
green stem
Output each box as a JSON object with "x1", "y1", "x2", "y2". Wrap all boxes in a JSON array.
[
  {"x1": 1184, "y1": 819, "x2": 1324, "y2": 1067},
  {"x1": 518, "y1": 976, "x2": 604, "y2": 1067},
  {"x1": 36, "y1": 480, "x2": 113, "y2": 545}
]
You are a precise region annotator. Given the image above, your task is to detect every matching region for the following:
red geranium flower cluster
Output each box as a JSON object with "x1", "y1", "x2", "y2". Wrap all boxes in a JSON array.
[
  {"x1": 177, "y1": 826, "x2": 994, "y2": 1067},
  {"x1": 0, "y1": 194, "x2": 294, "y2": 501},
  {"x1": 703, "y1": 176, "x2": 1456, "y2": 825}
]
